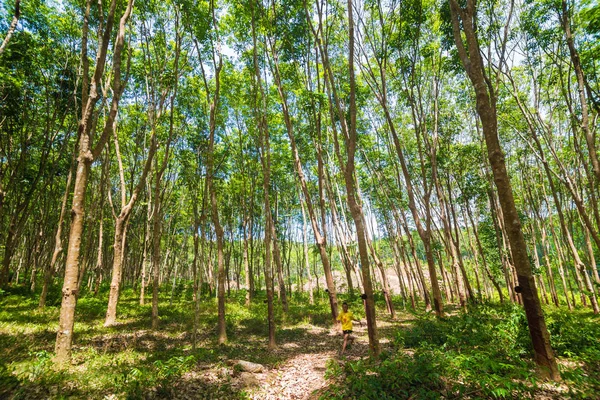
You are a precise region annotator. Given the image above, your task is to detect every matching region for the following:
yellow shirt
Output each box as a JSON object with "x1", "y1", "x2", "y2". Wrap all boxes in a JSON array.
[{"x1": 337, "y1": 311, "x2": 354, "y2": 331}]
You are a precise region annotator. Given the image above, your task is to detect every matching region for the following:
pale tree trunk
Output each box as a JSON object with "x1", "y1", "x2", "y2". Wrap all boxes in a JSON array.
[
  {"x1": 251, "y1": 2, "x2": 275, "y2": 349},
  {"x1": 300, "y1": 193, "x2": 314, "y2": 305},
  {"x1": 40, "y1": 153, "x2": 76, "y2": 308},
  {"x1": 268, "y1": 39, "x2": 334, "y2": 318},
  {"x1": 105, "y1": 119, "x2": 158, "y2": 326},
  {"x1": 140, "y1": 183, "x2": 152, "y2": 305},
  {"x1": 54, "y1": 0, "x2": 134, "y2": 365},
  {"x1": 151, "y1": 10, "x2": 181, "y2": 330},
  {"x1": 0, "y1": 0, "x2": 20, "y2": 56},
  {"x1": 206, "y1": 62, "x2": 227, "y2": 344},
  {"x1": 560, "y1": 0, "x2": 600, "y2": 183},
  {"x1": 271, "y1": 216, "x2": 288, "y2": 312},
  {"x1": 448, "y1": 0, "x2": 560, "y2": 379}
]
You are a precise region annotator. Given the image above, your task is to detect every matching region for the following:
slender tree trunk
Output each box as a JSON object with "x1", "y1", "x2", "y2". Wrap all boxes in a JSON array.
[
  {"x1": 268, "y1": 43, "x2": 336, "y2": 320},
  {"x1": 449, "y1": 0, "x2": 560, "y2": 379},
  {"x1": 339, "y1": 0, "x2": 379, "y2": 355},
  {"x1": 547, "y1": 213, "x2": 572, "y2": 310},
  {"x1": 251, "y1": 2, "x2": 275, "y2": 349},
  {"x1": 0, "y1": 0, "x2": 20, "y2": 56},
  {"x1": 271, "y1": 218, "x2": 288, "y2": 312},
  {"x1": 40, "y1": 160, "x2": 76, "y2": 308},
  {"x1": 300, "y1": 193, "x2": 314, "y2": 305},
  {"x1": 560, "y1": 0, "x2": 600, "y2": 183},
  {"x1": 55, "y1": 0, "x2": 133, "y2": 364},
  {"x1": 582, "y1": 221, "x2": 599, "y2": 284},
  {"x1": 368, "y1": 239, "x2": 396, "y2": 318},
  {"x1": 140, "y1": 184, "x2": 152, "y2": 305}
]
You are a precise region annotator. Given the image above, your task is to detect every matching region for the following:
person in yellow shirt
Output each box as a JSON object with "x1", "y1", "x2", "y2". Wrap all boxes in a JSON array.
[{"x1": 337, "y1": 302, "x2": 362, "y2": 355}]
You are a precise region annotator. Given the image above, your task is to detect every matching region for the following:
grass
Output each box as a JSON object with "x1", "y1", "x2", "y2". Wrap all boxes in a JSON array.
[
  {"x1": 322, "y1": 302, "x2": 600, "y2": 399},
  {"x1": 0, "y1": 284, "x2": 339, "y2": 399},
  {"x1": 2, "y1": 284, "x2": 599, "y2": 399}
]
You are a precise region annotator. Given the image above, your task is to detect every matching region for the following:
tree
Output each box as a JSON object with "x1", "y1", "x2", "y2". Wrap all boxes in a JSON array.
[
  {"x1": 55, "y1": 0, "x2": 135, "y2": 365},
  {"x1": 447, "y1": 0, "x2": 560, "y2": 380}
]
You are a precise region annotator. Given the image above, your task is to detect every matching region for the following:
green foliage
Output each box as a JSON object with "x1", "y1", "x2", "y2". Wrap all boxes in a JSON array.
[
  {"x1": 324, "y1": 303, "x2": 600, "y2": 399},
  {"x1": 324, "y1": 350, "x2": 446, "y2": 400},
  {"x1": 114, "y1": 355, "x2": 196, "y2": 399},
  {"x1": 546, "y1": 309, "x2": 600, "y2": 397}
]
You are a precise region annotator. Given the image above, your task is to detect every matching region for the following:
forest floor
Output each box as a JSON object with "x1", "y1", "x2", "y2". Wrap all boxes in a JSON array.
[
  {"x1": 0, "y1": 285, "x2": 393, "y2": 399},
  {"x1": 1, "y1": 285, "x2": 599, "y2": 399}
]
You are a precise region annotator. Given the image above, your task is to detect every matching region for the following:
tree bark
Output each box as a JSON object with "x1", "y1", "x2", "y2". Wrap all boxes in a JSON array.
[
  {"x1": 251, "y1": 2, "x2": 275, "y2": 349},
  {"x1": 54, "y1": 0, "x2": 133, "y2": 365},
  {"x1": 560, "y1": 0, "x2": 600, "y2": 183},
  {"x1": 105, "y1": 121, "x2": 157, "y2": 326},
  {"x1": 448, "y1": 0, "x2": 560, "y2": 380},
  {"x1": 0, "y1": 0, "x2": 20, "y2": 56}
]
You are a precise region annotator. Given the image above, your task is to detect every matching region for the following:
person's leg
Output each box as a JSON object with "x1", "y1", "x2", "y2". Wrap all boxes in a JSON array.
[{"x1": 341, "y1": 333, "x2": 349, "y2": 354}]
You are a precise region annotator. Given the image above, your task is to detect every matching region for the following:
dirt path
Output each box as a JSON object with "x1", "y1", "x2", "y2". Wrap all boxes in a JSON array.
[
  {"x1": 247, "y1": 349, "x2": 336, "y2": 399},
  {"x1": 171, "y1": 320, "x2": 398, "y2": 399},
  {"x1": 246, "y1": 324, "x2": 376, "y2": 399}
]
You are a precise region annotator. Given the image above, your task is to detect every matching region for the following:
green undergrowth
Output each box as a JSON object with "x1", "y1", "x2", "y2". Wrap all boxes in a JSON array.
[
  {"x1": 323, "y1": 303, "x2": 600, "y2": 399},
  {"x1": 0, "y1": 284, "x2": 336, "y2": 399},
  {"x1": 4, "y1": 284, "x2": 598, "y2": 399}
]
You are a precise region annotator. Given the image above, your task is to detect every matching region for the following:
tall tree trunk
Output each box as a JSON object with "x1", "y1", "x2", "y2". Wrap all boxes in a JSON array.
[
  {"x1": 560, "y1": 0, "x2": 600, "y2": 183},
  {"x1": 300, "y1": 193, "x2": 314, "y2": 305},
  {"x1": 207, "y1": 81, "x2": 227, "y2": 344},
  {"x1": 150, "y1": 8, "x2": 180, "y2": 329},
  {"x1": 251, "y1": 2, "x2": 275, "y2": 349},
  {"x1": 341, "y1": 0, "x2": 379, "y2": 355},
  {"x1": 268, "y1": 40, "x2": 335, "y2": 319},
  {"x1": 55, "y1": 0, "x2": 133, "y2": 365},
  {"x1": 40, "y1": 160, "x2": 76, "y2": 308},
  {"x1": 140, "y1": 183, "x2": 152, "y2": 305},
  {"x1": 105, "y1": 127, "x2": 157, "y2": 326},
  {"x1": 449, "y1": 0, "x2": 560, "y2": 379}
]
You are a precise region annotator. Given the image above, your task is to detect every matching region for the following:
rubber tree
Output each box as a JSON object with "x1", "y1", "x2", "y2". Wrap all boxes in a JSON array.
[
  {"x1": 55, "y1": 0, "x2": 135, "y2": 365},
  {"x1": 447, "y1": 0, "x2": 560, "y2": 380}
]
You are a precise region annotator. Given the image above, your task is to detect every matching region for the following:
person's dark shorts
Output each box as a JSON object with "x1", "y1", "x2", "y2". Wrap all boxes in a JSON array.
[{"x1": 343, "y1": 330, "x2": 353, "y2": 335}]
